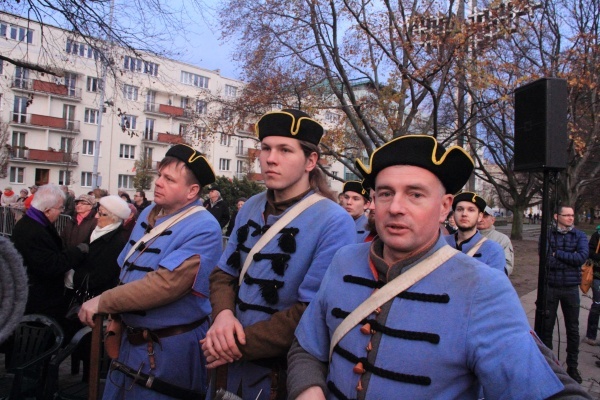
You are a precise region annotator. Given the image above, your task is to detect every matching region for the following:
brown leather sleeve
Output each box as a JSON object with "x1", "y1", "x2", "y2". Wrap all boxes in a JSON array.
[
  {"x1": 208, "y1": 267, "x2": 237, "y2": 318},
  {"x1": 238, "y1": 302, "x2": 308, "y2": 361},
  {"x1": 98, "y1": 255, "x2": 199, "y2": 314}
]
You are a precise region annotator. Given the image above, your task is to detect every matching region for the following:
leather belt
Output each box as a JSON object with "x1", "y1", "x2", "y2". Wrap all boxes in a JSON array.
[
  {"x1": 126, "y1": 316, "x2": 208, "y2": 346},
  {"x1": 110, "y1": 360, "x2": 204, "y2": 400}
]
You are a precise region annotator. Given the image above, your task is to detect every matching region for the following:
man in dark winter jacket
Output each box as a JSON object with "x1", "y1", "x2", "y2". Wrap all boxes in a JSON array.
[
  {"x1": 540, "y1": 205, "x2": 589, "y2": 383},
  {"x1": 205, "y1": 185, "x2": 230, "y2": 229}
]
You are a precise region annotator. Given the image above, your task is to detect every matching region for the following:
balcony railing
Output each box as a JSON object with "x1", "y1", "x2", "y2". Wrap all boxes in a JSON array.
[
  {"x1": 12, "y1": 77, "x2": 82, "y2": 99},
  {"x1": 236, "y1": 146, "x2": 249, "y2": 157},
  {"x1": 235, "y1": 172, "x2": 246, "y2": 180},
  {"x1": 157, "y1": 132, "x2": 185, "y2": 144},
  {"x1": 9, "y1": 147, "x2": 79, "y2": 165},
  {"x1": 10, "y1": 113, "x2": 80, "y2": 133},
  {"x1": 144, "y1": 103, "x2": 192, "y2": 119}
]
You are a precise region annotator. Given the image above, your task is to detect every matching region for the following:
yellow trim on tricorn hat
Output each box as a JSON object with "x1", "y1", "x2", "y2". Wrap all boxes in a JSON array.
[
  {"x1": 452, "y1": 191, "x2": 486, "y2": 213},
  {"x1": 256, "y1": 109, "x2": 324, "y2": 145},
  {"x1": 164, "y1": 144, "x2": 216, "y2": 187},
  {"x1": 355, "y1": 135, "x2": 473, "y2": 194},
  {"x1": 342, "y1": 180, "x2": 370, "y2": 201}
]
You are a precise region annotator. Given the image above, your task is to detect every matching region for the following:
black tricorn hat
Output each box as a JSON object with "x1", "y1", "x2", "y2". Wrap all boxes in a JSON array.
[
  {"x1": 256, "y1": 109, "x2": 324, "y2": 145},
  {"x1": 356, "y1": 135, "x2": 473, "y2": 194},
  {"x1": 164, "y1": 144, "x2": 216, "y2": 187},
  {"x1": 452, "y1": 191, "x2": 486, "y2": 213},
  {"x1": 343, "y1": 180, "x2": 370, "y2": 201}
]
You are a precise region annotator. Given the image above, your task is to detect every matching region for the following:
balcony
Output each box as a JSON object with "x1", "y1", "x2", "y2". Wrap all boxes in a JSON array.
[
  {"x1": 236, "y1": 146, "x2": 249, "y2": 157},
  {"x1": 234, "y1": 172, "x2": 246, "y2": 180},
  {"x1": 9, "y1": 147, "x2": 78, "y2": 165},
  {"x1": 157, "y1": 132, "x2": 185, "y2": 144},
  {"x1": 247, "y1": 148, "x2": 260, "y2": 158},
  {"x1": 144, "y1": 103, "x2": 192, "y2": 120},
  {"x1": 10, "y1": 113, "x2": 80, "y2": 133},
  {"x1": 12, "y1": 78, "x2": 82, "y2": 100}
]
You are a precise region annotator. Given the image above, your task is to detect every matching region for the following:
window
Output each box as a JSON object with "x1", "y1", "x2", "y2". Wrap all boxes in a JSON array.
[
  {"x1": 82, "y1": 140, "x2": 95, "y2": 155},
  {"x1": 144, "y1": 119, "x2": 155, "y2": 140},
  {"x1": 8, "y1": 25, "x2": 33, "y2": 43},
  {"x1": 219, "y1": 158, "x2": 231, "y2": 171},
  {"x1": 124, "y1": 56, "x2": 158, "y2": 76},
  {"x1": 60, "y1": 137, "x2": 73, "y2": 153},
  {"x1": 225, "y1": 85, "x2": 237, "y2": 97},
  {"x1": 236, "y1": 160, "x2": 244, "y2": 172},
  {"x1": 14, "y1": 66, "x2": 29, "y2": 89},
  {"x1": 222, "y1": 109, "x2": 232, "y2": 120},
  {"x1": 84, "y1": 108, "x2": 99, "y2": 124},
  {"x1": 325, "y1": 111, "x2": 341, "y2": 122},
  {"x1": 64, "y1": 72, "x2": 78, "y2": 96},
  {"x1": 181, "y1": 71, "x2": 209, "y2": 88},
  {"x1": 179, "y1": 124, "x2": 188, "y2": 135},
  {"x1": 121, "y1": 115, "x2": 137, "y2": 130},
  {"x1": 123, "y1": 84, "x2": 139, "y2": 101},
  {"x1": 11, "y1": 131, "x2": 26, "y2": 158},
  {"x1": 81, "y1": 172, "x2": 93, "y2": 187},
  {"x1": 190, "y1": 127, "x2": 207, "y2": 142},
  {"x1": 65, "y1": 38, "x2": 99, "y2": 59},
  {"x1": 180, "y1": 97, "x2": 190, "y2": 109},
  {"x1": 59, "y1": 170, "x2": 72, "y2": 185},
  {"x1": 143, "y1": 147, "x2": 153, "y2": 167},
  {"x1": 9, "y1": 167, "x2": 24, "y2": 184},
  {"x1": 86, "y1": 76, "x2": 99, "y2": 92},
  {"x1": 120, "y1": 144, "x2": 135, "y2": 159},
  {"x1": 12, "y1": 96, "x2": 28, "y2": 123},
  {"x1": 118, "y1": 174, "x2": 134, "y2": 189},
  {"x1": 0, "y1": 22, "x2": 6, "y2": 37},
  {"x1": 220, "y1": 133, "x2": 231, "y2": 147},
  {"x1": 196, "y1": 100, "x2": 207, "y2": 114}
]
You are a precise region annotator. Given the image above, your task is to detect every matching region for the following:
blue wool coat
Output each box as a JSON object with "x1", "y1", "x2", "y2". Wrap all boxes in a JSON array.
[
  {"x1": 103, "y1": 201, "x2": 222, "y2": 400},
  {"x1": 354, "y1": 214, "x2": 369, "y2": 243},
  {"x1": 216, "y1": 191, "x2": 355, "y2": 400},
  {"x1": 295, "y1": 237, "x2": 564, "y2": 399},
  {"x1": 445, "y1": 231, "x2": 506, "y2": 273}
]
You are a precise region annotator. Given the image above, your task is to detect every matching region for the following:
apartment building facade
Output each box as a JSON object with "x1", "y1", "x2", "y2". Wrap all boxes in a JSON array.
[{"x1": 0, "y1": 12, "x2": 273, "y2": 199}]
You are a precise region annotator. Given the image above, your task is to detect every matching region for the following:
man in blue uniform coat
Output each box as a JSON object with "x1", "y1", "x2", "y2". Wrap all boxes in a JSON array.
[
  {"x1": 202, "y1": 109, "x2": 355, "y2": 399},
  {"x1": 341, "y1": 180, "x2": 371, "y2": 243},
  {"x1": 444, "y1": 191, "x2": 507, "y2": 274},
  {"x1": 79, "y1": 144, "x2": 223, "y2": 399},
  {"x1": 287, "y1": 135, "x2": 588, "y2": 400}
]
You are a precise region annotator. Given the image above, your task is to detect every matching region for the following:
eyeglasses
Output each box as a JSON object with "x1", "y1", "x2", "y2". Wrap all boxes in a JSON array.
[{"x1": 559, "y1": 214, "x2": 575, "y2": 217}]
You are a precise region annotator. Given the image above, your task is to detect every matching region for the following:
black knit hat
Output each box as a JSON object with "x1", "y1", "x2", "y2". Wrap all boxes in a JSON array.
[
  {"x1": 356, "y1": 135, "x2": 473, "y2": 194},
  {"x1": 256, "y1": 109, "x2": 324, "y2": 145},
  {"x1": 343, "y1": 181, "x2": 370, "y2": 201},
  {"x1": 452, "y1": 191, "x2": 486, "y2": 212},
  {"x1": 164, "y1": 144, "x2": 216, "y2": 187}
]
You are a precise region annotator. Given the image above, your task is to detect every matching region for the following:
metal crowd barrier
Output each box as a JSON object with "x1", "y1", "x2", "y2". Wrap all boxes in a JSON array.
[{"x1": 0, "y1": 205, "x2": 71, "y2": 236}]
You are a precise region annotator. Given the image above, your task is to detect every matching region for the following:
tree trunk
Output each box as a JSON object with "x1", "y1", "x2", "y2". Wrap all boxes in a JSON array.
[{"x1": 511, "y1": 207, "x2": 524, "y2": 240}]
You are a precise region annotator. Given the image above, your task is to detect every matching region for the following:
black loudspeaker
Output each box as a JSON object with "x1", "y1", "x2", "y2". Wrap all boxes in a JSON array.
[{"x1": 513, "y1": 77, "x2": 568, "y2": 171}]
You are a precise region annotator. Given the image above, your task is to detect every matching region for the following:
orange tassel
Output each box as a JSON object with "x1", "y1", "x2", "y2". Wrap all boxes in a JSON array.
[
  {"x1": 353, "y1": 362, "x2": 365, "y2": 374},
  {"x1": 360, "y1": 323, "x2": 371, "y2": 335},
  {"x1": 365, "y1": 342, "x2": 373, "y2": 352}
]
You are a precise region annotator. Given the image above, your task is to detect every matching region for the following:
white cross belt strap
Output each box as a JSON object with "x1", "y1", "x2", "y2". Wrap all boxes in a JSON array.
[
  {"x1": 123, "y1": 205, "x2": 205, "y2": 263},
  {"x1": 466, "y1": 236, "x2": 487, "y2": 257},
  {"x1": 329, "y1": 245, "x2": 459, "y2": 360},
  {"x1": 238, "y1": 193, "x2": 326, "y2": 286}
]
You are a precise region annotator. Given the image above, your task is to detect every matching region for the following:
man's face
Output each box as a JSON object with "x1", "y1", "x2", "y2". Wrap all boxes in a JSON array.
[
  {"x1": 343, "y1": 191, "x2": 368, "y2": 220},
  {"x1": 45, "y1": 198, "x2": 65, "y2": 223},
  {"x1": 133, "y1": 192, "x2": 143, "y2": 205},
  {"x1": 374, "y1": 165, "x2": 452, "y2": 263},
  {"x1": 477, "y1": 213, "x2": 495, "y2": 230},
  {"x1": 236, "y1": 200, "x2": 245, "y2": 210},
  {"x1": 259, "y1": 136, "x2": 316, "y2": 198},
  {"x1": 555, "y1": 207, "x2": 575, "y2": 229},
  {"x1": 209, "y1": 189, "x2": 220, "y2": 203},
  {"x1": 454, "y1": 201, "x2": 482, "y2": 232},
  {"x1": 154, "y1": 161, "x2": 198, "y2": 212}
]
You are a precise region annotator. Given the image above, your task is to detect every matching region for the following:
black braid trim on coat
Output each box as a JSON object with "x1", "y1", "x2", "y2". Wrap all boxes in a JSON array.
[
  {"x1": 243, "y1": 273, "x2": 285, "y2": 305},
  {"x1": 278, "y1": 227, "x2": 299, "y2": 253},
  {"x1": 159, "y1": 230, "x2": 172, "y2": 236},
  {"x1": 327, "y1": 381, "x2": 354, "y2": 400},
  {"x1": 129, "y1": 239, "x2": 136, "y2": 246},
  {"x1": 247, "y1": 220, "x2": 270, "y2": 237},
  {"x1": 331, "y1": 308, "x2": 440, "y2": 344},
  {"x1": 236, "y1": 298, "x2": 278, "y2": 315},
  {"x1": 226, "y1": 245, "x2": 252, "y2": 271},
  {"x1": 252, "y1": 253, "x2": 291, "y2": 276},
  {"x1": 334, "y1": 344, "x2": 432, "y2": 386},
  {"x1": 342, "y1": 276, "x2": 450, "y2": 303},
  {"x1": 236, "y1": 224, "x2": 249, "y2": 244},
  {"x1": 144, "y1": 247, "x2": 161, "y2": 254},
  {"x1": 140, "y1": 221, "x2": 152, "y2": 233},
  {"x1": 124, "y1": 262, "x2": 153, "y2": 273}
]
